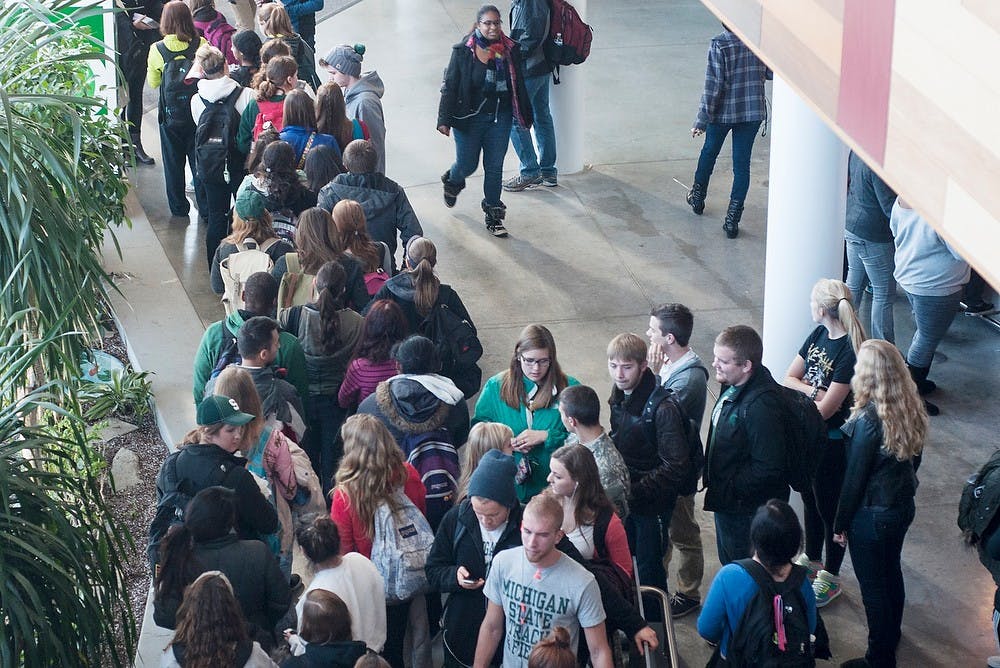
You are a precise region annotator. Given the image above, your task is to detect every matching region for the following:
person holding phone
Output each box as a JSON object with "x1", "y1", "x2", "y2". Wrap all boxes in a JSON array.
[{"x1": 116, "y1": 0, "x2": 163, "y2": 165}]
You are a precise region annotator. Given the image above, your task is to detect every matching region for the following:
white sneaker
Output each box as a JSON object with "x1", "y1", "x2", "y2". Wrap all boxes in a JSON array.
[{"x1": 987, "y1": 656, "x2": 1000, "y2": 668}]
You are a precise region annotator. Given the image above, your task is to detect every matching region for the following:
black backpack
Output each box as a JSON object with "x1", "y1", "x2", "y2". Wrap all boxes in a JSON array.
[
  {"x1": 640, "y1": 386, "x2": 704, "y2": 496},
  {"x1": 740, "y1": 384, "x2": 826, "y2": 494},
  {"x1": 195, "y1": 87, "x2": 243, "y2": 185},
  {"x1": 156, "y1": 41, "x2": 199, "y2": 129},
  {"x1": 958, "y1": 448, "x2": 1000, "y2": 545},
  {"x1": 417, "y1": 302, "x2": 483, "y2": 399},
  {"x1": 726, "y1": 559, "x2": 815, "y2": 667}
]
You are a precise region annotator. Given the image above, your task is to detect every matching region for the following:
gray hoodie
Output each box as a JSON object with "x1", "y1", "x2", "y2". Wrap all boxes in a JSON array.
[
  {"x1": 345, "y1": 71, "x2": 387, "y2": 174},
  {"x1": 659, "y1": 350, "x2": 710, "y2": 431}
]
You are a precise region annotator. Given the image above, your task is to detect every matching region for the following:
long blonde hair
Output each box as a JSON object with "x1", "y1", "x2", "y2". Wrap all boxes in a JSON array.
[
  {"x1": 850, "y1": 339, "x2": 927, "y2": 460},
  {"x1": 404, "y1": 237, "x2": 440, "y2": 317},
  {"x1": 812, "y1": 278, "x2": 866, "y2": 354},
  {"x1": 333, "y1": 414, "x2": 408, "y2": 538},
  {"x1": 213, "y1": 366, "x2": 265, "y2": 451},
  {"x1": 457, "y1": 422, "x2": 514, "y2": 500}
]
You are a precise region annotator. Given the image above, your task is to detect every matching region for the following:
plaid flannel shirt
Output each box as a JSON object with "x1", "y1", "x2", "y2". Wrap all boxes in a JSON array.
[{"x1": 694, "y1": 30, "x2": 771, "y2": 130}]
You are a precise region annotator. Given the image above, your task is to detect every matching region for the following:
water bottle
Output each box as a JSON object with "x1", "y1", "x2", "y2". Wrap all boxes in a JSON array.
[{"x1": 554, "y1": 32, "x2": 563, "y2": 46}]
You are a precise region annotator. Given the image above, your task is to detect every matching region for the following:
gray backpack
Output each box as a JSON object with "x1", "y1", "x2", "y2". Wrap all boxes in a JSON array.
[{"x1": 370, "y1": 490, "x2": 434, "y2": 602}]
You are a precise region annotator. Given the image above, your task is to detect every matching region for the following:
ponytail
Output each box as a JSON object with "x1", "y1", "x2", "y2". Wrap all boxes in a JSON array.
[
  {"x1": 812, "y1": 278, "x2": 867, "y2": 354},
  {"x1": 404, "y1": 237, "x2": 440, "y2": 317},
  {"x1": 256, "y1": 55, "x2": 297, "y2": 101},
  {"x1": 154, "y1": 524, "x2": 199, "y2": 603},
  {"x1": 837, "y1": 296, "x2": 867, "y2": 355},
  {"x1": 315, "y1": 261, "x2": 347, "y2": 353}
]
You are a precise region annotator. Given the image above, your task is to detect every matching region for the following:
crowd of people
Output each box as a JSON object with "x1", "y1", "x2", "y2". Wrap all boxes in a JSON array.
[{"x1": 118, "y1": 1, "x2": 992, "y2": 667}]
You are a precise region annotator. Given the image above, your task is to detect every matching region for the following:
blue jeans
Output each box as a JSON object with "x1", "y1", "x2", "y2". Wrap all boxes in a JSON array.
[
  {"x1": 902, "y1": 289, "x2": 962, "y2": 368},
  {"x1": 714, "y1": 511, "x2": 754, "y2": 565},
  {"x1": 625, "y1": 505, "x2": 673, "y2": 591},
  {"x1": 159, "y1": 121, "x2": 197, "y2": 216},
  {"x1": 509, "y1": 74, "x2": 556, "y2": 178},
  {"x1": 448, "y1": 111, "x2": 513, "y2": 207},
  {"x1": 693, "y1": 121, "x2": 761, "y2": 203},
  {"x1": 847, "y1": 501, "x2": 915, "y2": 668},
  {"x1": 845, "y1": 230, "x2": 897, "y2": 343}
]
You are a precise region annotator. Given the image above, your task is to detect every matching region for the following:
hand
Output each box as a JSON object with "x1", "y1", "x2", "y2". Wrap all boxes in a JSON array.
[
  {"x1": 512, "y1": 429, "x2": 547, "y2": 453},
  {"x1": 132, "y1": 15, "x2": 152, "y2": 30},
  {"x1": 833, "y1": 532, "x2": 847, "y2": 547},
  {"x1": 634, "y1": 626, "x2": 659, "y2": 653},
  {"x1": 647, "y1": 342, "x2": 666, "y2": 375},
  {"x1": 457, "y1": 566, "x2": 484, "y2": 590},
  {"x1": 437, "y1": 125, "x2": 451, "y2": 136},
  {"x1": 691, "y1": 128, "x2": 704, "y2": 137}
]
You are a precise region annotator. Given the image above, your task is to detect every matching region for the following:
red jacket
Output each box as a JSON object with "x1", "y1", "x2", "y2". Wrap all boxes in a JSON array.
[{"x1": 330, "y1": 463, "x2": 427, "y2": 557}]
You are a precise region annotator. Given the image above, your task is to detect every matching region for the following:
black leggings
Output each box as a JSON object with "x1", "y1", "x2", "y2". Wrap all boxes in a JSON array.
[
  {"x1": 383, "y1": 599, "x2": 411, "y2": 668},
  {"x1": 802, "y1": 436, "x2": 847, "y2": 575}
]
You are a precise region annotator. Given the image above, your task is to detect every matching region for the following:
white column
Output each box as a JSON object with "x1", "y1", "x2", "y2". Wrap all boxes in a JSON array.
[
  {"x1": 549, "y1": 0, "x2": 585, "y2": 175},
  {"x1": 760, "y1": 77, "x2": 849, "y2": 373}
]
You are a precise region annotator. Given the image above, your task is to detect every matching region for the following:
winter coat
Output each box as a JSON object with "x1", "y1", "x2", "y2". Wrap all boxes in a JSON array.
[
  {"x1": 330, "y1": 464, "x2": 426, "y2": 558},
  {"x1": 364, "y1": 272, "x2": 472, "y2": 336},
  {"x1": 281, "y1": 641, "x2": 367, "y2": 668},
  {"x1": 192, "y1": 7, "x2": 238, "y2": 65},
  {"x1": 437, "y1": 39, "x2": 533, "y2": 131},
  {"x1": 358, "y1": 375, "x2": 471, "y2": 449},
  {"x1": 660, "y1": 351, "x2": 710, "y2": 431},
  {"x1": 344, "y1": 72, "x2": 387, "y2": 174},
  {"x1": 277, "y1": 304, "x2": 364, "y2": 396},
  {"x1": 509, "y1": 0, "x2": 552, "y2": 78}
]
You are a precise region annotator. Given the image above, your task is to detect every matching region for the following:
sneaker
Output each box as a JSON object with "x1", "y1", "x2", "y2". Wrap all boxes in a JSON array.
[
  {"x1": 541, "y1": 174, "x2": 558, "y2": 187},
  {"x1": 793, "y1": 553, "x2": 822, "y2": 581},
  {"x1": 987, "y1": 656, "x2": 1000, "y2": 668},
  {"x1": 502, "y1": 173, "x2": 543, "y2": 192},
  {"x1": 185, "y1": 180, "x2": 195, "y2": 194},
  {"x1": 441, "y1": 171, "x2": 460, "y2": 208},
  {"x1": 669, "y1": 592, "x2": 701, "y2": 619},
  {"x1": 487, "y1": 222, "x2": 508, "y2": 238},
  {"x1": 964, "y1": 299, "x2": 995, "y2": 314},
  {"x1": 813, "y1": 570, "x2": 842, "y2": 607}
]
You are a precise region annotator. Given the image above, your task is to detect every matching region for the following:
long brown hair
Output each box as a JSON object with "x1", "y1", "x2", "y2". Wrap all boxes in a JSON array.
[
  {"x1": 169, "y1": 572, "x2": 249, "y2": 668},
  {"x1": 404, "y1": 237, "x2": 440, "y2": 317},
  {"x1": 316, "y1": 82, "x2": 355, "y2": 149},
  {"x1": 255, "y1": 54, "x2": 297, "y2": 102},
  {"x1": 333, "y1": 414, "x2": 408, "y2": 538},
  {"x1": 257, "y1": 2, "x2": 296, "y2": 38},
  {"x1": 159, "y1": 0, "x2": 197, "y2": 42},
  {"x1": 282, "y1": 88, "x2": 316, "y2": 129},
  {"x1": 314, "y1": 261, "x2": 348, "y2": 353},
  {"x1": 295, "y1": 207, "x2": 344, "y2": 274},
  {"x1": 499, "y1": 324, "x2": 568, "y2": 410},
  {"x1": 550, "y1": 444, "x2": 614, "y2": 527},
  {"x1": 333, "y1": 199, "x2": 381, "y2": 272}
]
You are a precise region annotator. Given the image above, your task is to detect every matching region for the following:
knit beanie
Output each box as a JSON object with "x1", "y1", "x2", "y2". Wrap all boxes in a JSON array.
[
  {"x1": 320, "y1": 43, "x2": 364, "y2": 78},
  {"x1": 467, "y1": 450, "x2": 517, "y2": 508}
]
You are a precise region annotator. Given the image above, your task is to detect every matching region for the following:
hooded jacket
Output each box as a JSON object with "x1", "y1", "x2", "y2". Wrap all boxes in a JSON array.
[
  {"x1": 192, "y1": 7, "x2": 238, "y2": 65},
  {"x1": 660, "y1": 350, "x2": 710, "y2": 431},
  {"x1": 317, "y1": 172, "x2": 422, "y2": 265},
  {"x1": 358, "y1": 375, "x2": 471, "y2": 448},
  {"x1": 344, "y1": 72, "x2": 387, "y2": 174}
]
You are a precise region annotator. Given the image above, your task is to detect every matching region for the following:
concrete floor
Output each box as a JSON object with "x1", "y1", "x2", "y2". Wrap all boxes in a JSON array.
[{"x1": 119, "y1": 0, "x2": 1000, "y2": 666}]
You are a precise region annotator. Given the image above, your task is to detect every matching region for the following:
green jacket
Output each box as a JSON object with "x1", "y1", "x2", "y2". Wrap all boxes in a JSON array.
[
  {"x1": 192, "y1": 310, "x2": 309, "y2": 410},
  {"x1": 472, "y1": 372, "x2": 579, "y2": 502}
]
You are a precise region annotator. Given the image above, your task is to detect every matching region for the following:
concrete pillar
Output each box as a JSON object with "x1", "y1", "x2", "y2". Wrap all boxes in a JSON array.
[
  {"x1": 549, "y1": 0, "x2": 586, "y2": 174},
  {"x1": 760, "y1": 77, "x2": 849, "y2": 375}
]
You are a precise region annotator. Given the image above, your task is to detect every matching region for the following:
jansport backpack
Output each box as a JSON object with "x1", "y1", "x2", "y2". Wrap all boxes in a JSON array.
[
  {"x1": 220, "y1": 238, "x2": 280, "y2": 315},
  {"x1": 640, "y1": 385, "x2": 705, "y2": 496},
  {"x1": 196, "y1": 87, "x2": 243, "y2": 185},
  {"x1": 157, "y1": 41, "x2": 200, "y2": 129},
  {"x1": 400, "y1": 428, "x2": 459, "y2": 531},
  {"x1": 417, "y1": 301, "x2": 483, "y2": 399},
  {"x1": 252, "y1": 97, "x2": 285, "y2": 141},
  {"x1": 726, "y1": 559, "x2": 815, "y2": 667},
  {"x1": 543, "y1": 0, "x2": 593, "y2": 83},
  {"x1": 958, "y1": 448, "x2": 1000, "y2": 545},
  {"x1": 370, "y1": 490, "x2": 435, "y2": 603}
]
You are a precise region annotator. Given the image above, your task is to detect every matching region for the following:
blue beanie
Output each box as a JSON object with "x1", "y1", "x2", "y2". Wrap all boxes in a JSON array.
[{"x1": 467, "y1": 450, "x2": 517, "y2": 508}]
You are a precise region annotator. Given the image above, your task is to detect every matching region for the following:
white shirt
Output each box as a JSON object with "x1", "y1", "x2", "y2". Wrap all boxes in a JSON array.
[{"x1": 297, "y1": 553, "x2": 387, "y2": 651}]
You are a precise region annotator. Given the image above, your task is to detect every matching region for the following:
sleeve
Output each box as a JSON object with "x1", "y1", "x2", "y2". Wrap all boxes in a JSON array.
[
  {"x1": 442, "y1": 286, "x2": 474, "y2": 330},
  {"x1": 146, "y1": 41, "x2": 164, "y2": 88},
  {"x1": 694, "y1": 41, "x2": 724, "y2": 130},
  {"x1": 833, "y1": 416, "x2": 881, "y2": 532},
  {"x1": 330, "y1": 489, "x2": 359, "y2": 553},
  {"x1": 268, "y1": 431, "x2": 298, "y2": 500},
  {"x1": 576, "y1": 575, "x2": 607, "y2": 628},
  {"x1": 260, "y1": 544, "x2": 293, "y2": 627},
  {"x1": 797, "y1": 328, "x2": 818, "y2": 365},
  {"x1": 696, "y1": 564, "x2": 733, "y2": 643},
  {"x1": 271, "y1": 253, "x2": 288, "y2": 283},
  {"x1": 871, "y1": 171, "x2": 898, "y2": 221},
  {"x1": 730, "y1": 394, "x2": 789, "y2": 503},
  {"x1": 278, "y1": 336, "x2": 310, "y2": 407},
  {"x1": 280, "y1": 0, "x2": 323, "y2": 19},
  {"x1": 509, "y1": 0, "x2": 548, "y2": 58},
  {"x1": 152, "y1": 592, "x2": 180, "y2": 629},
  {"x1": 472, "y1": 376, "x2": 502, "y2": 425},
  {"x1": 437, "y1": 48, "x2": 462, "y2": 128},
  {"x1": 425, "y1": 507, "x2": 463, "y2": 593},
  {"x1": 829, "y1": 345, "x2": 856, "y2": 386},
  {"x1": 234, "y1": 468, "x2": 279, "y2": 536},
  {"x1": 209, "y1": 244, "x2": 227, "y2": 295},
  {"x1": 237, "y1": 97, "x2": 259, "y2": 156},
  {"x1": 632, "y1": 398, "x2": 689, "y2": 504},
  {"x1": 192, "y1": 330, "x2": 216, "y2": 406},
  {"x1": 404, "y1": 463, "x2": 428, "y2": 515},
  {"x1": 394, "y1": 188, "x2": 423, "y2": 248},
  {"x1": 801, "y1": 573, "x2": 817, "y2": 634},
  {"x1": 337, "y1": 360, "x2": 362, "y2": 409},
  {"x1": 603, "y1": 513, "x2": 633, "y2": 578}
]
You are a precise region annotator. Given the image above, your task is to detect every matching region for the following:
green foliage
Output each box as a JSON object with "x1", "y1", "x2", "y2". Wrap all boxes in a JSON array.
[{"x1": 80, "y1": 369, "x2": 155, "y2": 422}]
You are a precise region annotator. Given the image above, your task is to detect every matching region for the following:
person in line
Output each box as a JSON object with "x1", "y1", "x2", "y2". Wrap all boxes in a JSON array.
[
  {"x1": 332, "y1": 199, "x2": 393, "y2": 288},
  {"x1": 527, "y1": 628, "x2": 576, "y2": 668},
  {"x1": 455, "y1": 422, "x2": 515, "y2": 500},
  {"x1": 316, "y1": 82, "x2": 370, "y2": 155},
  {"x1": 304, "y1": 145, "x2": 345, "y2": 194},
  {"x1": 330, "y1": 414, "x2": 428, "y2": 668},
  {"x1": 209, "y1": 197, "x2": 293, "y2": 297},
  {"x1": 236, "y1": 56, "x2": 300, "y2": 156},
  {"x1": 319, "y1": 44, "x2": 387, "y2": 174},
  {"x1": 437, "y1": 4, "x2": 532, "y2": 238},
  {"x1": 146, "y1": 0, "x2": 207, "y2": 217},
  {"x1": 116, "y1": 0, "x2": 161, "y2": 165},
  {"x1": 162, "y1": 571, "x2": 279, "y2": 667},
  {"x1": 685, "y1": 24, "x2": 771, "y2": 239},
  {"x1": 833, "y1": 340, "x2": 927, "y2": 668},
  {"x1": 235, "y1": 139, "x2": 318, "y2": 243},
  {"x1": 558, "y1": 384, "x2": 630, "y2": 520},
  {"x1": 262, "y1": 0, "x2": 321, "y2": 52},
  {"x1": 548, "y1": 444, "x2": 633, "y2": 579},
  {"x1": 337, "y1": 299, "x2": 407, "y2": 411},
  {"x1": 318, "y1": 140, "x2": 422, "y2": 269},
  {"x1": 703, "y1": 325, "x2": 790, "y2": 565},
  {"x1": 472, "y1": 493, "x2": 612, "y2": 668},
  {"x1": 283, "y1": 590, "x2": 368, "y2": 668},
  {"x1": 190, "y1": 0, "x2": 237, "y2": 65},
  {"x1": 154, "y1": 486, "x2": 291, "y2": 650},
  {"x1": 644, "y1": 302, "x2": 709, "y2": 619},
  {"x1": 280, "y1": 89, "x2": 340, "y2": 167},
  {"x1": 279, "y1": 261, "x2": 364, "y2": 493},
  {"x1": 844, "y1": 151, "x2": 899, "y2": 342},
  {"x1": 783, "y1": 278, "x2": 866, "y2": 607},
  {"x1": 229, "y1": 29, "x2": 262, "y2": 87},
  {"x1": 473, "y1": 324, "x2": 578, "y2": 503},
  {"x1": 502, "y1": 0, "x2": 556, "y2": 192},
  {"x1": 256, "y1": 3, "x2": 319, "y2": 88},
  {"x1": 697, "y1": 499, "x2": 817, "y2": 661},
  {"x1": 295, "y1": 516, "x2": 387, "y2": 654}
]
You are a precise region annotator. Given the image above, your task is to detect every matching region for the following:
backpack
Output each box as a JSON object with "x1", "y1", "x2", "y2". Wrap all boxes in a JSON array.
[
  {"x1": 726, "y1": 559, "x2": 815, "y2": 668},
  {"x1": 640, "y1": 386, "x2": 704, "y2": 496},
  {"x1": 417, "y1": 301, "x2": 483, "y2": 399},
  {"x1": 147, "y1": 450, "x2": 240, "y2": 575},
  {"x1": 156, "y1": 41, "x2": 199, "y2": 129},
  {"x1": 196, "y1": 87, "x2": 243, "y2": 185},
  {"x1": 370, "y1": 490, "x2": 435, "y2": 602},
  {"x1": 277, "y1": 253, "x2": 316, "y2": 309},
  {"x1": 364, "y1": 269, "x2": 389, "y2": 296},
  {"x1": 208, "y1": 331, "x2": 242, "y2": 388},
  {"x1": 740, "y1": 384, "x2": 826, "y2": 494},
  {"x1": 220, "y1": 238, "x2": 281, "y2": 315},
  {"x1": 252, "y1": 97, "x2": 285, "y2": 141},
  {"x1": 399, "y1": 428, "x2": 459, "y2": 531},
  {"x1": 352, "y1": 118, "x2": 370, "y2": 141},
  {"x1": 202, "y1": 14, "x2": 236, "y2": 53},
  {"x1": 958, "y1": 449, "x2": 1000, "y2": 545},
  {"x1": 543, "y1": 0, "x2": 593, "y2": 83}
]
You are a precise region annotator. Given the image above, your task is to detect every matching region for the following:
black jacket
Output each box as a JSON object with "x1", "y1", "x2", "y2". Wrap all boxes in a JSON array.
[
  {"x1": 833, "y1": 404, "x2": 920, "y2": 533},
  {"x1": 358, "y1": 377, "x2": 471, "y2": 450},
  {"x1": 703, "y1": 366, "x2": 790, "y2": 514},
  {"x1": 437, "y1": 40, "x2": 533, "y2": 130},
  {"x1": 281, "y1": 641, "x2": 368, "y2": 668},
  {"x1": 509, "y1": 0, "x2": 552, "y2": 78},
  {"x1": 609, "y1": 369, "x2": 690, "y2": 515},
  {"x1": 364, "y1": 272, "x2": 474, "y2": 338},
  {"x1": 153, "y1": 534, "x2": 291, "y2": 649}
]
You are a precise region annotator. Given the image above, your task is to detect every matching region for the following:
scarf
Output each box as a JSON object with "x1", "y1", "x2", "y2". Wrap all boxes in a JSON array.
[{"x1": 465, "y1": 29, "x2": 526, "y2": 125}]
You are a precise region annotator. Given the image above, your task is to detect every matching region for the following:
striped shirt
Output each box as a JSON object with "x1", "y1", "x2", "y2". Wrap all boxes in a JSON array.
[
  {"x1": 337, "y1": 358, "x2": 399, "y2": 409},
  {"x1": 694, "y1": 30, "x2": 771, "y2": 129}
]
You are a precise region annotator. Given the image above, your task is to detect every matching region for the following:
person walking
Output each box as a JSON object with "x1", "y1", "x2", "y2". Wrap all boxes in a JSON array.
[{"x1": 320, "y1": 44, "x2": 387, "y2": 174}]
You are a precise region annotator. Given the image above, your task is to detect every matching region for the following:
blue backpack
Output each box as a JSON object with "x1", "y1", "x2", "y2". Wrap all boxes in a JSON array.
[{"x1": 399, "y1": 427, "x2": 459, "y2": 531}]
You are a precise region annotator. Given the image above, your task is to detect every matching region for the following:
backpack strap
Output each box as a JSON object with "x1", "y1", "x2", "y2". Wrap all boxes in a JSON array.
[
  {"x1": 259, "y1": 237, "x2": 281, "y2": 254},
  {"x1": 285, "y1": 252, "x2": 301, "y2": 274},
  {"x1": 592, "y1": 506, "x2": 613, "y2": 560},
  {"x1": 297, "y1": 132, "x2": 316, "y2": 170}
]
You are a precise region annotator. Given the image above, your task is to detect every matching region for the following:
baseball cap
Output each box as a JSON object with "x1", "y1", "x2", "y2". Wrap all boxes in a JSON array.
[{"x1": 197, "y1": 395, "x2": 255, "y2": 427}]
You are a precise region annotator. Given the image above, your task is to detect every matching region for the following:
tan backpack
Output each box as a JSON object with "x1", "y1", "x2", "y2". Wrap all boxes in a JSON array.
[{"x1": 276, "y1": 252, "x2": 316, "y2": 309}]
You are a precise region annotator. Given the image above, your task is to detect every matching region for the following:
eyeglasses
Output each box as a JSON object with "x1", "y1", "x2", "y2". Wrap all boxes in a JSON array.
[
  {"x1": 519, "y1": 356, "x2": 551, "y2": 368},
  {"x1": 479, "y1": 19, "x2": 502, "y2": 27}
]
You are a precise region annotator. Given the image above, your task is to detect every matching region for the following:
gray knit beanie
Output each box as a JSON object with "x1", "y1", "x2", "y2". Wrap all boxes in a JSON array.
[
  {"x1": 320, "y1": 43, "x2": 365, "y2": 78},
  {"x1": 467, "y1": 450, "x2": 518, "y2": 508}
]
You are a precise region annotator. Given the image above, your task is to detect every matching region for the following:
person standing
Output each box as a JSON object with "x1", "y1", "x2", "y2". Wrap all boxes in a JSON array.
[
  {"x1": 320, "y1": 44, "x2": 387, "y2": 174},
  {"x1": 116, "y1": 0, "x2": 162, "y2": 165},
  {"x1": 685, "y1": 24, "x2": 770, "y2": 239},
  {"x1": 502, "y1": 0, "x2": 557, "y2": 192}
]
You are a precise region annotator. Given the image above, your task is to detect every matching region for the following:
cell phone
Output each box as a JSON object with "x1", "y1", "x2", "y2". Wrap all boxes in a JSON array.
[
  {"x1": 461, "y1": 578, "x2": 478, "y2": 585},
  {"x1": 141, "y1": 15, "x2": 159, "y2": 28}
]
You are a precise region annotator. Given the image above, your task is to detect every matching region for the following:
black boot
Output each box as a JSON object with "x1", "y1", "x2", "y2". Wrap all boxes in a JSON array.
[
  {"x1": 723, "y1": 199, "x2": 743, "y2": 238},
  {"x1": 907, "y1": 364, "x2": 937, "y2": 395},
  {"x1": 686, "y1": 182, "x2": 706, "y2": 215},
  {"x1": 441, "y1": 171, "x2": 463, "y2": 208},
  {"x1": 130, "y1": 133, "x2": 155, "y2": 166},
  {"x1": 482, "y1": 199, "x2": 508, "y2": 237}
]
